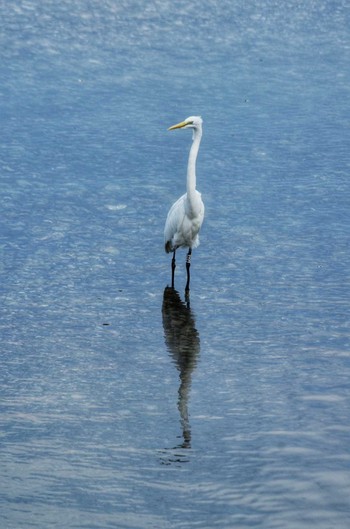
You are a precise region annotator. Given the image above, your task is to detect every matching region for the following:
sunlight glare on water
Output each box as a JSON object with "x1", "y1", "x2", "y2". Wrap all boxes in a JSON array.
[{"x1": 1, "y1": 0, "x2": 350, "y2": 528}]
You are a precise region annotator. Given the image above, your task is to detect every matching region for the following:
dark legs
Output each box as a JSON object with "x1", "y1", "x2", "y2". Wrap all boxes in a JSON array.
[
  {"x1": 185, "y1": 248, "x2": 192, "y2": 293},
  {"x1": 171, "y1": 249, "x2": 176, "y2": 288},
  {"x1": 170, "y1": 247, "x2": 192, "y2": 293}
]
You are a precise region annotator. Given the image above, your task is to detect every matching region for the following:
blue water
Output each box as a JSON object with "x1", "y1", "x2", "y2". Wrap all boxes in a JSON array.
[{"x1": 1, "y1": 1, "x2": 350, "y2": 528}]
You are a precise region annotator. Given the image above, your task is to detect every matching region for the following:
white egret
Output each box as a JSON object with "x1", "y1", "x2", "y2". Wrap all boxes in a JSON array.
[{"x1": 164, "y1": 116, "x2": 205, "y2": 292}]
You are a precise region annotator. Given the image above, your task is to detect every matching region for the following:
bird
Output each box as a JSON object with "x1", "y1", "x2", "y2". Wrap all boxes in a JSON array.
[{"x1": 164, "y1": 116, "x2": 205, "y2": 293}]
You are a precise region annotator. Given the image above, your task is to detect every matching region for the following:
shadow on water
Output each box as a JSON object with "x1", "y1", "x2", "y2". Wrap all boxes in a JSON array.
[{"x1": 160, "y1": 286, "x2": 200, "y2": 463}]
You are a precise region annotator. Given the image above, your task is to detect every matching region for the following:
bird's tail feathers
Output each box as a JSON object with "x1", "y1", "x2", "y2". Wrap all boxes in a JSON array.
[{"x1": 165, "y1": 241, "x2": 173, "y2": 253}]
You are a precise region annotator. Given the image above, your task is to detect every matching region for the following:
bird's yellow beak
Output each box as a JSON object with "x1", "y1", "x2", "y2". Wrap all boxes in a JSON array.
[{"x1": 168, "y1": 120, "x2": 187, "y2": 131}]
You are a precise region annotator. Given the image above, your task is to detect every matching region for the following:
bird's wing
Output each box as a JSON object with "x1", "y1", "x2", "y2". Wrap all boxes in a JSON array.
[{"x1": 164, "y1": 193, "x2": 186, "y2": 247}]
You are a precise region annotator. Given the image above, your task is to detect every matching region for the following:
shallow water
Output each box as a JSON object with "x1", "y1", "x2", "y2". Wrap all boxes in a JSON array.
[{"x1": 1, "y1": 1, "x2": 350, "y2": 528}]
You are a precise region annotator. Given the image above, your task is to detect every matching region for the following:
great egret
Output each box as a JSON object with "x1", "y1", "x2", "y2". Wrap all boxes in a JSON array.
[{"x1": 164, "y1": 116, "x2": 205, "y2": 292}]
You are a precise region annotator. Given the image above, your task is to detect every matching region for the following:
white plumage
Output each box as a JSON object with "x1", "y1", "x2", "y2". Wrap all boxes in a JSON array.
[{"x1": 164, "y1": 116, "x2": 205, "y2": 292}]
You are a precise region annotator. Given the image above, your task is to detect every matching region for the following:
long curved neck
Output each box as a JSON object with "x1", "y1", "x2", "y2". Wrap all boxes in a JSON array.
[{"x1": 187, "y1": 127, "x2": 202, "y2": 198}]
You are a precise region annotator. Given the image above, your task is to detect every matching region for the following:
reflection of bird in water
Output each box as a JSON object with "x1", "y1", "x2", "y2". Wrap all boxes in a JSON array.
[
  {"x1": 162, "y1": 286, "x2": 200, "y2": 449},
  {"x1": 164, "y1": 116, "x2": 205, "y2": 293}
]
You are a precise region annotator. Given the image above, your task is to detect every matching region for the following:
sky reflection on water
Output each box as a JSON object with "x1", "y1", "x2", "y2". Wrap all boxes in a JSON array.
[{"x1": 1, "y1": 0, "x2": 350, "y2": 528}]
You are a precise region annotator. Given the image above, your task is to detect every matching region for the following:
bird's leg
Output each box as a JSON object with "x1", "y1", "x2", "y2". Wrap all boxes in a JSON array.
[
  {"x1": 171, "y1": 249, "x2": 176, "y2": 288},
  {"x1": 185, "y1": 248, "x2": 192, "y2": 293}
]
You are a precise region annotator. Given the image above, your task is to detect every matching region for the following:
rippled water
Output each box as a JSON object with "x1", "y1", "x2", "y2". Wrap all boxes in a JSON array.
[{"x1": 1, "y1": 0, "x2": 350, "y2": 528}]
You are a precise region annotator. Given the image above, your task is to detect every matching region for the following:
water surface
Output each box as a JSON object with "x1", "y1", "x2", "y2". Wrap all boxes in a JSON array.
[{"x1": 1, "y1": 1, "x2": 350, "y2": 528}]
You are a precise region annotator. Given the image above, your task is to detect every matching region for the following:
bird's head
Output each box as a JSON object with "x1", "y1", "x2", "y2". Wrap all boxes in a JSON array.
[{"x1": 168, "y1": 116, "x2": 203, "y2": 132}]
